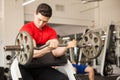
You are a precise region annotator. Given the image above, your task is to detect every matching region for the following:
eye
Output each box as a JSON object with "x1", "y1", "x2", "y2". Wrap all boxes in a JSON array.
[
  {"x1": 43, "y1": 21, "x2": 48, "y2": 23},
  {"x1": 37, "y1": 18, "x2": 41, "y2": 21}
]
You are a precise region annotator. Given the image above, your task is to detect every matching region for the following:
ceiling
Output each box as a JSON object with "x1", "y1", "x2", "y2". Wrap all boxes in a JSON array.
[{"x1": 23, "y1": 0, "x2": 103, "y2": 6}]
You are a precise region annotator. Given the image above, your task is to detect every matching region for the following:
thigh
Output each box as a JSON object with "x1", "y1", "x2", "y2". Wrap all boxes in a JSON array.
[
  {"x1": 36, "y1": 67, "x2": 69, "y2": 80},
  {"x1": 73, "y1": 64, "x2": 87, "y2": 74},
  {"x1": 19, "y1": 64, "x2": 33, "y2": 80}
]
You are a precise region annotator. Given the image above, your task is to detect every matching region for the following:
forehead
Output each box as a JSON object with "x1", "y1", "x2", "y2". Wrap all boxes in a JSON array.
[{"x1": 36, "y1": 13, "x2": 49, "y2": 21}]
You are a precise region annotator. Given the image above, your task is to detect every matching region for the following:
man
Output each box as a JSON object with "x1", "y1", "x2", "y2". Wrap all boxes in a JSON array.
[{"x1": 19, "y1": 3, "x2": 76, "y2": 80}]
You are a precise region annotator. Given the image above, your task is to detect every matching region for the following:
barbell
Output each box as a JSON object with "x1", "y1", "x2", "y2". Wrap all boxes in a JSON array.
[{"x1": 4, "y1": 31, "x2": 103, "y2": 66}]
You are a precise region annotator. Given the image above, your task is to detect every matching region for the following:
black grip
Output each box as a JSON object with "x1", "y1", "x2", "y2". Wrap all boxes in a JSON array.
[
  {"x1": 34, "y1": 43, "x2": 68, "y2": 50},
  {"x1": 34, "y1": 43, "x2": 50, "y2": 50}
]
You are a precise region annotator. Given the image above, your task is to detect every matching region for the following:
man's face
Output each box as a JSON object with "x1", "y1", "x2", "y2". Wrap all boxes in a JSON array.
[{"x1": 34, "y1": 13, "x2": 50, "y2": 29}]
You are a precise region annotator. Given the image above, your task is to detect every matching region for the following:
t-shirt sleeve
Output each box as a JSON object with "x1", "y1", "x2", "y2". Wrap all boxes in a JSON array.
[
  {"x1": 19, "y1": 24, "x2": 33, "y2": 37},
  {"x1": 49, "y1": 28, "x2": 58, "y2": 40}
]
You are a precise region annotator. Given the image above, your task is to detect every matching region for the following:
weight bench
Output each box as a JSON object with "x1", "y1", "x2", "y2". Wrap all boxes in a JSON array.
[
  {"x1": 10, "y1": 58, "x2": 22, "y2": 80},
  {"x1": 10, "y1": 58, "x2": 76, "y2": 80}
]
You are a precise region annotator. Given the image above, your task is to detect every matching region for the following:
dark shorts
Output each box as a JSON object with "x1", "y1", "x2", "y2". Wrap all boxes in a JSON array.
[
  {"x1": 19, "y1": 64, "x2": 69, "y2": 80},
  {"x1": 72, "y1": 64, "x2": 87, "y2": 74}
]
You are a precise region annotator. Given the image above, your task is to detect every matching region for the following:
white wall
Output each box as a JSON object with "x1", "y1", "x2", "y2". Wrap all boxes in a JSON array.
[
  {"x1": 25, "y1": 0, "x2": 120, "y2": 34},
  {"x1": 0, "y1": 0, "x2": 24, "y2": 67},
  {"x1": 0, "y1": 0, "x2": 4, "y2": 67},
  {"x1": 4, "y1": 0, "x2": 24, "y2": 44},
  {"x1": 24, "y1": 0, "x2": 97, "y2": 37},
  {"x1": 49, "y1": 23, "x2": 87, "y2": 36},
  {"x1": 94, "y1": 0, "x2": 120, "y2": 30},
  {"x1": 0, "y1": 0, "x2": 3, "y2": 40},
  {"x1": 24, "y1": 0, "x2": 95, "y2": 26}
]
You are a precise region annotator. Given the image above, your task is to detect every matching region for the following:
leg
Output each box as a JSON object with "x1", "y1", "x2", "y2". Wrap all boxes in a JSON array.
[
  {"x1": 72, "y1": 64, "x2": 95, "y2": 80},
  {"x1": 52, "y1": 60, "x2": 76, "y2": 80},
  {"x1": 36, "y1": 66, "x2": 69, "y2": 80},
  {"x1": 84, "y1": 66, "x2": 95, "y2": 80},
  {"x1": 19, "y1": 64, "x2": 33, "y2": 80}
]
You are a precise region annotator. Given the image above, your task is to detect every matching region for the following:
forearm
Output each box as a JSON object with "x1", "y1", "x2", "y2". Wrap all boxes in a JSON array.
[
  {"x1": 52, "y1": 40, "x2": 76, "y2": 57},
  {"x1": 33, "y1": 39, "x2": 76, "y2": 58},
  {"x1": 33, "y1": 47, "x2": 51, "y2": 58},
  {"x1": 52, "y1": 47, "x2": 68, "y2": 57}
]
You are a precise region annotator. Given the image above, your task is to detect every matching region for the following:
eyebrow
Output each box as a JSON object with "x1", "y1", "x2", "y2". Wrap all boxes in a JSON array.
[{"x1": 37, "y1": 17, "x2": 48, "y2": 22}]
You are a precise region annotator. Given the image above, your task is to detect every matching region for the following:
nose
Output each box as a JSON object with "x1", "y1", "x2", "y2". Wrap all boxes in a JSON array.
[
  {"x1": 39, "y1": 20, "x2": 45, "y2": 26},
  {"x1": 40, "y1": 20, "x2": 44, "y2": 24}
]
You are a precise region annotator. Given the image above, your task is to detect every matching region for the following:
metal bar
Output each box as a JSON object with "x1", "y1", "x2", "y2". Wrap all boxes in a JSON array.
[
  {"x1": 34, "y1": 43, "x2": 68, "y2": 50},
  {"x1": 4, "y1": 45, "x2": 23, "y2": 51},
  {"x1": 34, "y1": 42, "x2": 92, "y2": 50}
]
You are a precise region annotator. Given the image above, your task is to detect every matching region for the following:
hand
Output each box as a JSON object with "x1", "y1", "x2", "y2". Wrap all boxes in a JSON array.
[
  {"x1": 67, "y1": 40, "x2": 77, "y2": 48},
  {"x1": 46, "y1": 39, "x2": 59, "y2": 50}
]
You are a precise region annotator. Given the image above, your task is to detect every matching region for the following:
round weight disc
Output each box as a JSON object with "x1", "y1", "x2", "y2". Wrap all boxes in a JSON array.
[
  {"x1": 15, "y1": 31, "x2": 33, "y2": 66},
  {"x1": 79, "y1": 31, "x2": 103, "y2": 59}
]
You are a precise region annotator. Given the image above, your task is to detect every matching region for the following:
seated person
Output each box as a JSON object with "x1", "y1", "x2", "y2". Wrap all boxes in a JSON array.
[
  {"x1": 19, "y1": 3, "x2": 76, "y2": 80},
  {"x1": 72, "y1": 60, "x2": 95, "y2": 80}
]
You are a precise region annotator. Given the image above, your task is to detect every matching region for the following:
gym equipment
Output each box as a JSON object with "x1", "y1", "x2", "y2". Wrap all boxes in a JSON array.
[
  {"x1": 103, "y1": 63, "x2": 113, "y2": 76},
  {"x1": 100, "y1": 24, "x2": 116, "y2": 76},
  {"x1": 116, "y1": 76, "x2": 120, "y2": 80},
  {"x1": 10, "y1": 58, "x2": 22, "y2": 80},
  {"x1": 6, "y1": 55, "x2": 12, "y2": 60},
  {"x1": 114, "y1": 25, "x2": 120, "y2": 67},
  {"x1": 4, "y1": 31, "x2": 69, "y2": 66},
  {"x1": 84, "y1": 24, "x2": 120, "y2": 76},
  {"x1": 79, "y1": 30, "x2": 103, "y2": 59},
  {"x1": 0, "y1": 67, "x2": 4, "y2": 80},
  {"x1": 4, "y1": 31, "x2": 100, "y2": 66},
  {"x1": 4, "y1": 31, "x2": 34, "y2": 66}
]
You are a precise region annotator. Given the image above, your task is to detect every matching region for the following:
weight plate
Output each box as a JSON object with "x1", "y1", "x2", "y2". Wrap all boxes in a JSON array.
[
  {"x1": 15, "y1": 31, "x2": 33, "y2": 66},
  {"x1": 79, "y1": 31, "x2": 103, "y2": 59}
]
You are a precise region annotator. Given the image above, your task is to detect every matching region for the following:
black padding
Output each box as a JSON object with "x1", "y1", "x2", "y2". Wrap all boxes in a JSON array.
[
  {"x1": 25, "y1": 52, "x2": 67, "y2": 68},
  {"x1": 0, "y1": 67, "x2": 4, "y2": 80}
]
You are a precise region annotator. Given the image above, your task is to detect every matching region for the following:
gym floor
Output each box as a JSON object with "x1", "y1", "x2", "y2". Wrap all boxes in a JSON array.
[{"x1": 77, "y1": 74, "x2": 119, "y2": 80}]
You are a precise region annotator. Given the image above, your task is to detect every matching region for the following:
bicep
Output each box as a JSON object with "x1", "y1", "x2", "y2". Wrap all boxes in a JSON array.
[{"x1": 33, "y1": 39, "x2": 36, "y2": 47}]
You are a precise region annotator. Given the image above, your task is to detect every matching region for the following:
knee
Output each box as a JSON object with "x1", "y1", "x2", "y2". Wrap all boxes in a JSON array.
[
  {"x1": 60, "y1": 75, "x2": 69, "y2": 80},
  {"x1": 85, "y1": 66, "x2": 94, "y2": 73},
  {"x1": 89, "y1": 67, "x2": 94, "y2": 73}
]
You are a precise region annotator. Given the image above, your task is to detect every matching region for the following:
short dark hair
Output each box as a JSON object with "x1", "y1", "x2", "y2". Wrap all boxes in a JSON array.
[{"x1": 36, "y1": 3, "x2": 52, "y2": 17}]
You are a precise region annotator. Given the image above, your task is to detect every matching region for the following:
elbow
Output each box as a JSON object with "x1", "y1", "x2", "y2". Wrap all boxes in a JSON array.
[{"x1": 52, "y1": 50, "x2": 65, "y2": 57}]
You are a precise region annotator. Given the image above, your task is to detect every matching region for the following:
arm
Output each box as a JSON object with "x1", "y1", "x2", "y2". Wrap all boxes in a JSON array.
[
  {"x1": 52, "y1": 40, "x2": 77, "y2": 57},
  {"x1": 33, "y1": 39, "x2": 59, "y2": 58},
  {"x1": 33, "y1": 39, "x2": 77, "y2": 58},
  {"x1": 33, "y1": 40, "x2": 51, "y2": 58}
]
